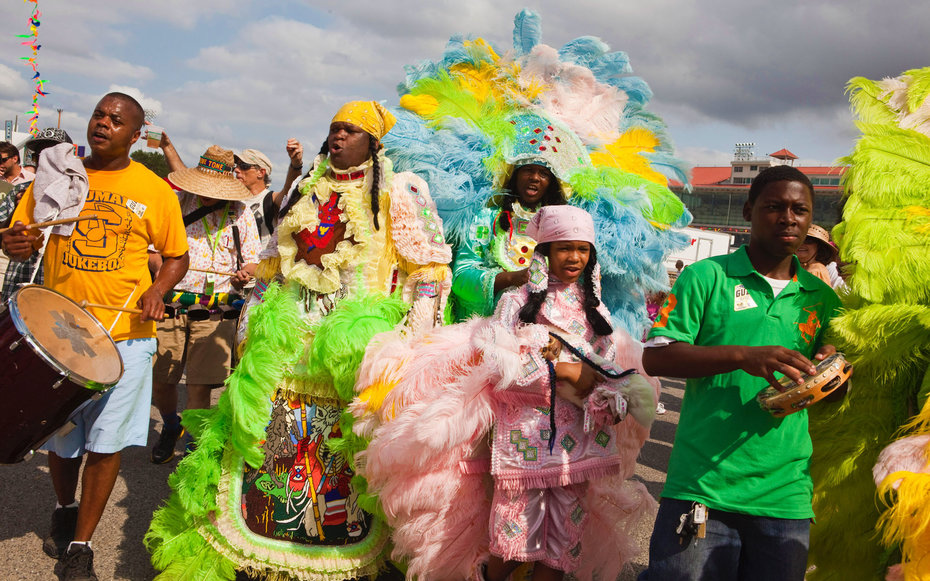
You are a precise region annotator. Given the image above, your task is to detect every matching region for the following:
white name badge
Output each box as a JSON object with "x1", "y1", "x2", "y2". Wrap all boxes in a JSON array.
[
  {"x1": 734, "y1": 284, "x2": 758, "y2": 311},
  {"x1": 126, "y1": 198, "x2": 147, "y2": 219}
]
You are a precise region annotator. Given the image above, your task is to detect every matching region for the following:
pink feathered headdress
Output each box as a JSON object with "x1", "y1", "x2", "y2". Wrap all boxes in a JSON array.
[{"x1": 525, "y1": 205, "x2": 596, "y2": 245}]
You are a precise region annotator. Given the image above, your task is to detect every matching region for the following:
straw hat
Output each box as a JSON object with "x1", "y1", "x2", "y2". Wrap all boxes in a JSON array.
[
  {"x1": 805, "y1": 224, "x2": 838, "y2": 263},
  {"x1": 168, "y1": 145, "x2": 252, "y2": 201}
]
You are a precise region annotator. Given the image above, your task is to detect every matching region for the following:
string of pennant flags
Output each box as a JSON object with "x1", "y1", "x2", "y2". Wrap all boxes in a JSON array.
[{"x1": 17, "y1": 0, "x2": 45, "y2": 136}]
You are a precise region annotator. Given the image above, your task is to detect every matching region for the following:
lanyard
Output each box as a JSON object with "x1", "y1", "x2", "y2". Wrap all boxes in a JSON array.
[
  {"x1": 198, "y1": 200, "x2": 228, "y2": 296},
  {"x1": 199, "y1": 199, "x2": 229, "y2": 258}
]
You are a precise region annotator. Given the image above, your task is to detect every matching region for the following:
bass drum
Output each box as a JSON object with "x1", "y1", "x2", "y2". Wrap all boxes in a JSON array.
[{"x1": 0, "y1": 285, "x2": 123, "y2": 463}]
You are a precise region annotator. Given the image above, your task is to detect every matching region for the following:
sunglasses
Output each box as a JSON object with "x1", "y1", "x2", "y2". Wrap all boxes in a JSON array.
[
  {"x1": 0, "y1": 156, "x2": 10, "y2": 163},
  {"x1": 235, "y1": 161, "x2": 259, "y2": 171}
]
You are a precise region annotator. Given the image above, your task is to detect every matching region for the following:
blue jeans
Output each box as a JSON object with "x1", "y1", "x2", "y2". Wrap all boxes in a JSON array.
[{"x1": 638, "y1": 498, "x2": 810, "y2": 581}]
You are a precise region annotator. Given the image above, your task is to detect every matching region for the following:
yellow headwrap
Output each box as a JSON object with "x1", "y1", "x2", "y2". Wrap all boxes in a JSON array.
[{"x1": 331, "y1": 101, "x2": 397, "y2": 140}]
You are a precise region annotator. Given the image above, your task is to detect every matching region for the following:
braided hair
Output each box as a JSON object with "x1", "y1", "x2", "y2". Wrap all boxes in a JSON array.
[
  {"x1": 498, "y1": 165, "x2": 564, "y2": 232},
  {"x1": 368, "y1": 137, "x2": 382, "y2": 230},
  {"x1": 518, "y1": 244, "x2": 613, "y2": 336}
]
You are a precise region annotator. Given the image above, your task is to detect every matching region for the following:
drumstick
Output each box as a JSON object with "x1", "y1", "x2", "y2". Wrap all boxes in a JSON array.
[
  {"x1": 188, "y1": 267, "x2": 239, "y2": 277},
  {"x1": 79, "y1": 300, "x2": 170, "y2": 318},
  {"x1": 0, "y1": 214, "x2": 100, "y2": 236}
]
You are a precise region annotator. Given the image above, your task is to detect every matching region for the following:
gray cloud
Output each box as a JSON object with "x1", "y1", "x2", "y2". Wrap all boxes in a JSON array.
[{"x1": 0, "y1": 0, "x2": 925, "y2": 176}]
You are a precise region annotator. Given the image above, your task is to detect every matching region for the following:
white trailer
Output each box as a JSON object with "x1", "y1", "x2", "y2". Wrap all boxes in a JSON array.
[{"x1": 665, "y1": 227, "x2": 734, "y2": 272}]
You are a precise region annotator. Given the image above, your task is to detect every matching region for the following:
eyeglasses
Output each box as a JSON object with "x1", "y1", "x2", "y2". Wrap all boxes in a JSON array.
[{"x1": 235, "y1": 161, "x2": 259, "y2": 171}]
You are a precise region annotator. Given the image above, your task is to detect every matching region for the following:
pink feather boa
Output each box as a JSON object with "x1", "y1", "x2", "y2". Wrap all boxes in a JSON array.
[{"x1": 352, "y1": 318, "x2": 657, "y2": 579}]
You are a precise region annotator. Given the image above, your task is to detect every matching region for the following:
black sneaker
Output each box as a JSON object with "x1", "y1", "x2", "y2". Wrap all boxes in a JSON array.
[
  {"x1": 54, "y1": 544, "x2": 98, "y2": 581},
  {"x1": 42, "y1": 506, "x2": 79, "y2": 558},
  {"x1": 151, "y1": 421, "x2": 185, "y2": 464}
]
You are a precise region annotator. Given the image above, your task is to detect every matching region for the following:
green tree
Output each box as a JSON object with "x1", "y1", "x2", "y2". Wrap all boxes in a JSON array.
[{"x1": 131, "y1": 150, "x2": 170, "y2": 178}]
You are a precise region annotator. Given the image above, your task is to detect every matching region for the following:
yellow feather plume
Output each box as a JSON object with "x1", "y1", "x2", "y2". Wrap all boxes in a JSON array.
[
  {"x1": 357, "y1": 378, "x2": 400, "y2": 417},
  {"x1": 400, "y1": 93, "x2": 440, "y2": 117},
  {"x1": 589, "y1": 127, "x2": 668, "y2": 186}
]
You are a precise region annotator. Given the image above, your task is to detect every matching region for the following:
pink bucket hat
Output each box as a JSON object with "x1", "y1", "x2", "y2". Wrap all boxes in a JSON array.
[{"x1": 526, "y1": 205, "x2": 596, "y2": 245}]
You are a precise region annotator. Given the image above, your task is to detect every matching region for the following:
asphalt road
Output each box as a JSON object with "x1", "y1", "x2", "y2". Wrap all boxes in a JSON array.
[{"x1": 0, "y1": 379, "x2": 684, "y2": 580}]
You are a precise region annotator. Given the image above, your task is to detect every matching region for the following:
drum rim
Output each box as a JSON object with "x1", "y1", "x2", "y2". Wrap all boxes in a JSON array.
[{"x1": 8, "y1": 285, "x2": 124, "y2": 390}]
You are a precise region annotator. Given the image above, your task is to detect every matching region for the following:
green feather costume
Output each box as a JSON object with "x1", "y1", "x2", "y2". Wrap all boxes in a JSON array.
[
  {"x1": 146, "y1": 147, "x2": 452, "y2": 580},
  {"x1": 807, "y1": 67, "x2": 930, "y2": 581}
]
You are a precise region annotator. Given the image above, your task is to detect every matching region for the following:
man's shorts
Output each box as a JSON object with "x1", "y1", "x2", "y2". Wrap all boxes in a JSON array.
[
  {"x1": 489, "y1": 483, "x2": 588, "y2": 572},
  {"x1": 153, "y1": 312, "x2": 237, "y2": 385},
  {"x1": 44, "y1": 338, "x2": 157, "y2": 458}
]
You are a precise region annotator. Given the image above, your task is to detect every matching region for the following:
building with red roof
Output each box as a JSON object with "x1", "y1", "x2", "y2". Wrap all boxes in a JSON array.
[{"x1": 669, "y1": 143, "x2": 846, "y2": 245}]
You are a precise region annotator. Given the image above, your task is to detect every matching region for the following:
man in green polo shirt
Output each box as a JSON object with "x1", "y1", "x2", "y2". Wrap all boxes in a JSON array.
[{"x1": 638, "y1": 165, "x2": 841, "y2": 581}]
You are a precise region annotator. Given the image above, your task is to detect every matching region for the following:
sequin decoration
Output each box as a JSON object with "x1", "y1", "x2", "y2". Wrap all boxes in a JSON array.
[
  {"x1": 505, "y1": 113, "x2": 590, "y2": 183},
  {"x1": 410, "y1": 183, "x2": 445, "y2": 247},
  {"x1": 560, "y1": 286, "x2": 581, "y2": 305},
  {"x1": 594, "y1": 430, "x2": 611, "y2": 448},
  {"x1": 570, "y1": 504, "x2": 585, "y2": 525},
  {"x1": 568, "y1": 319, "x2": 587, "y2": 337},
  {"x1": 502, "y1": 521, "x2": 524, "y2": 539},
  {"x1": 560, "y1": 434, "x2": 577, "y2": 452},
  {"x1": 522, "y1": 357, "x2": 540, "y2": 377},
  {"x1": 510, "y1": 430, "x2": 538, "y2": 462},
  {"x1": 528, "y1": 258, "x2": 547, "y2": 287},
  {"x1": 415, "y1": 281, "x2": 438, "y2": 299}
]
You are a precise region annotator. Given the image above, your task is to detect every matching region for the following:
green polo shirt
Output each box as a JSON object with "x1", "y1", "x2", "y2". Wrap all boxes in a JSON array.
[{"x1": 648, "y1": 245, "x2": 841, "y2": 519}]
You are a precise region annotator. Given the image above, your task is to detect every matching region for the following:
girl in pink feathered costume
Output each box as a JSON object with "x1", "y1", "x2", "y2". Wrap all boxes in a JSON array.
[{"x1": 351, "y1": 206, "x2": 658, "y2": 581}]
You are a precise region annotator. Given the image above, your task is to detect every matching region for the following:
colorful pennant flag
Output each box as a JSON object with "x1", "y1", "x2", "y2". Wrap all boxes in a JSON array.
[{"x1": 21, "y1": 0, "x2": 46, "y2": 136}]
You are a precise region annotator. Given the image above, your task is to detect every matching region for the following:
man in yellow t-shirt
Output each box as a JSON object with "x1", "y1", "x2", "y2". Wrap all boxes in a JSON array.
[{"x1": 1, "y1": 92, "x2": 189, "y2": 581}]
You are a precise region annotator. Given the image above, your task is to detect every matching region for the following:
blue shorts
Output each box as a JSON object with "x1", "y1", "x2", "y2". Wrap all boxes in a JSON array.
[{"x1": 44, "y1": 338, "x2": 156, "y2": 458}]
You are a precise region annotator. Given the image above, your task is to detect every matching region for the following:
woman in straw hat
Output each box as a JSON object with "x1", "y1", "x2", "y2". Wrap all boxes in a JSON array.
[
  {"x1": 795, "y1": 223, "x2": 838, "y2": 286},
  {"x1": 149, "y1": 145, "x2": 262, "y2": 464},
  {"x1": 147, "y1": 102, "x2": 451, "y2": 581}
]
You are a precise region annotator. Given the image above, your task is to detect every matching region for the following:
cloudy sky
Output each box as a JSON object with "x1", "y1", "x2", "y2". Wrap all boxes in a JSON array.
[{"x1": 1, "y1": 0, "x2": 927, "y2": 188}]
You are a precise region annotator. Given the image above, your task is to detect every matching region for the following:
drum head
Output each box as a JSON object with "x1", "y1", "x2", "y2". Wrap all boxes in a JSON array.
[{"x1": 10, "y1": 286, "x2": 123, "y2": 388}]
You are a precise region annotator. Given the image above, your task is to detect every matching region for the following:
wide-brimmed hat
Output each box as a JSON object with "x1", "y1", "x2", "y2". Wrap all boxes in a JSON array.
[
  {"x1": 24, "y1": 128, "x2": 73, "y2": 154},
  {"x1": 168, "y1": 145, "x2": 252, "y2": 201},
  {"x1": 805, "y1": 224, "x2": 838, "y2": 263}
]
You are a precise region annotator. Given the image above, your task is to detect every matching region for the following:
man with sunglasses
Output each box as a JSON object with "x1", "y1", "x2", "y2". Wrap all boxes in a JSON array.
[
  {"x1": 0, "y1": 141, "x2": 34, "y2": 186},
  {"x1": 156, "y1": 133, "x2": 304, "y2": 248},
  {"x1": 149, "y1": 144, "x2": 262, "y2": 465}
]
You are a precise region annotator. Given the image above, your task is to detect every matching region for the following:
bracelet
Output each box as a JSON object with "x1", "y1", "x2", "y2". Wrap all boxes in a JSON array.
[{"x1": 290, "y1": 163, "x2": 303, "y2": 171}]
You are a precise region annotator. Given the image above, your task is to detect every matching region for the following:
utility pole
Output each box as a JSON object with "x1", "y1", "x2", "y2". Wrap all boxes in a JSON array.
[{"x1": 56, "y1": 108, "x2": 63, "y2": 129}]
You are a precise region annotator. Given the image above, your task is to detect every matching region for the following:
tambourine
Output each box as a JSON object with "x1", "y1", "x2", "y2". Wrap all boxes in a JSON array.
[{"x1": 756, "y1": 352, "x2": 852, "y2": 418}]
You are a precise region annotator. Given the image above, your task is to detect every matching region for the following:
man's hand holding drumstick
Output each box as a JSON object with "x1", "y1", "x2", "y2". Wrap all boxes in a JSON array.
[
  {"x1": 1, "y1": 215, "x2": 101, "y2": 259},
  {"x1": 0, "y1": 221, "x2": 41, "y2": 260},
  {"x1": 138, "y1": 252, "x2": 189, "y2": 321}
]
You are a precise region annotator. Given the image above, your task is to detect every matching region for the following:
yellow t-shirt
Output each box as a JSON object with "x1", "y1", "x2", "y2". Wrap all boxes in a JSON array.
[{"x1": 12, "y1": 161, "x2": 188, "y2": 341}]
